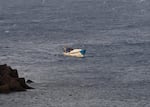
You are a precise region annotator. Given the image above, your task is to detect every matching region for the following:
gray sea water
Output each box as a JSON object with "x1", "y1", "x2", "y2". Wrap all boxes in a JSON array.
[{"x1": 0, "y1": 0, "x2": 150, "y2": 107}]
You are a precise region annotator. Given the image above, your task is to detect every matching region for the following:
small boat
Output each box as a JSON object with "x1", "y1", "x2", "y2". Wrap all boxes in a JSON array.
[{"x1": 63, "y1": 47, "x2": 86, "y2": 58}]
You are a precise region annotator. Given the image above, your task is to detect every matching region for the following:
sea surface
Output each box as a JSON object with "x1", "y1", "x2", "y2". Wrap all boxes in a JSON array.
[{"x1": 0, "y1": 0, "x2": 150, "y2": 107}]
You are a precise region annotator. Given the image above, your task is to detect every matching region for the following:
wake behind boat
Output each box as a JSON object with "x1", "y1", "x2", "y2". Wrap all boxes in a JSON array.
[{"x1": 63, "y1": 47, "x2": 86, "y2": 58}]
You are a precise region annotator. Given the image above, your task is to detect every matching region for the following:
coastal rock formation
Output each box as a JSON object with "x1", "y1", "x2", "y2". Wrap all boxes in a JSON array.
[
  {"x1": 26, "y1": 79, "x2": 34, "y2": 84},
  {"x1": 0, "y1": 64, "x2": 33, "y2": 93}
]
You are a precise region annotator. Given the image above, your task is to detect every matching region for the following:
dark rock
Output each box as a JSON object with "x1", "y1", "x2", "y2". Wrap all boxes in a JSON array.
[
  {"x1": 9, "y1": 78, "x2": 26, "y2": 91},
  {"x1": 18, "y1": 78, "x2": 34, "y2": 89},
  {"x1": 0, "y1": 64, "x2": 18, "y2": 78},
  {"x1": 0, "y1": 64, "x2": 33, "y2": 93},
  {"x1": 0, "y1": 84, "x2": 10, "y2": 93},
  {"x1": 26, "y1": 79, "x2": 34, "y2": 84}
]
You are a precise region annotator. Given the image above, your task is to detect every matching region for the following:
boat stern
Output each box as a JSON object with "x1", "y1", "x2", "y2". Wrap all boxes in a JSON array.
[{"x1": 80, "y1": 49, "x2": 86, "y2": 55}]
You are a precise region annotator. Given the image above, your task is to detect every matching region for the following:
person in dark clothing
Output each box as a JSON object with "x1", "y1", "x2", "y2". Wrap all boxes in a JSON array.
[{"x1": 64, "y1": 47, "x2": 73, "y2": 52}]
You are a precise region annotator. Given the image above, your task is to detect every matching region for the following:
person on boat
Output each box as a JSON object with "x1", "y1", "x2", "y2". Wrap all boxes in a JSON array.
[{"x1": 64, "y1": 47, "x2": 73, "y2": 52}]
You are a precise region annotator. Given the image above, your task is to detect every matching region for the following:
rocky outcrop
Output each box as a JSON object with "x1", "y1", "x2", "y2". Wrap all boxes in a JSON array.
[
  {"x1": 26, "y1": 79, "x2": 34, "y2": 84},
  {"x1": 0, "y1": 64, "x2": 33, "y2": 93}
]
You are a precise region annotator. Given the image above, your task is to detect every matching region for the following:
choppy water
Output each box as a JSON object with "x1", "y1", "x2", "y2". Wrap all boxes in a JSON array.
[{"x1": 0, "y1": 0, "x2": 150, "y2": 107}]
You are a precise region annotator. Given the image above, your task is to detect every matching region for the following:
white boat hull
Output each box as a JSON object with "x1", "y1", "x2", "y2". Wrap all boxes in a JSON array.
[{"x1": 63, "y1": 49, "x2": 86, "y2": 58}]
